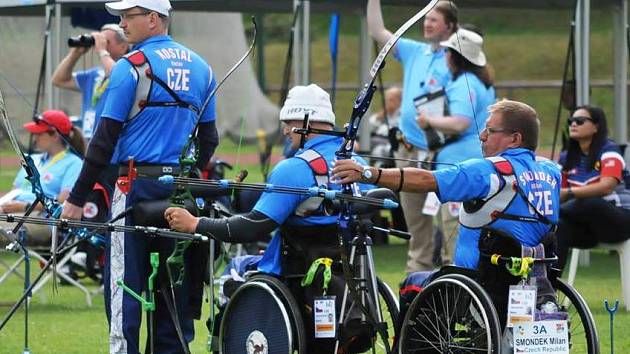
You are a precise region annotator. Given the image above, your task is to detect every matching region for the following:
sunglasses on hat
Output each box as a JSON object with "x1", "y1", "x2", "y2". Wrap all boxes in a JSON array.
[{"x1": 567, "y1": 116, "x2": 594, "y2": 126}]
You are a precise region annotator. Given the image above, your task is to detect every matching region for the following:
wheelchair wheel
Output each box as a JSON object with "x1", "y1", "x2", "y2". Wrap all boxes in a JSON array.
[
  {"x1": 219, "y1": 274, "x2": 307, "y2": 354},
  {"x1": 373, "y1": 278, "x2": 400, "y2": 353},
  {"x1": 398, "y1": 274, "x2": 502, "y2": 353},
  {"x1": 553, "y1": 277, "x2": 600, "y2": 354}
]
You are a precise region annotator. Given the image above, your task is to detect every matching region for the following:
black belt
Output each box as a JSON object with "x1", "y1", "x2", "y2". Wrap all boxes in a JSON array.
[{"x1": 118, "y1": 165, "x2": 180, "y2": 177}]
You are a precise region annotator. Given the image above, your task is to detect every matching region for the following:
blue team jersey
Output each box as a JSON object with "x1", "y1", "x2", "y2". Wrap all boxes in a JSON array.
[
  {"x1": 432, "y1": 148, "x2": 561, "y2": 268},
  {"x1": 74, "y1": 66, "x2": 108, "y2": 138},
  {"x1": 436, "y1": 72, "x2": 496, "y2": 167},
  {"x1": 256, "y1": 135, "x2": 371, "y2": 274},
  {"x1": 12, "y1": 150, "x2": 83, "y2": 203},
  {"x1": 395, "y1": 38, "x2": 452, "y2": 149},
  {"x1": 101, "y1": 35, "x2": 216, "y2": 164}
]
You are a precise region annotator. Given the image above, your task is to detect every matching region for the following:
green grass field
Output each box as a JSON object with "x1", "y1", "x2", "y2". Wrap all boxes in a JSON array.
[
  {"x1": 0, "y1": 244, "x2": 628, "y2": 353},
  {"x1": 1, "y1": 145, "x2": 629, "y2": 352}
]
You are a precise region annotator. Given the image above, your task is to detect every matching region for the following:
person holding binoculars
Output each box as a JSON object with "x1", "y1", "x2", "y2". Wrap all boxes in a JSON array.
[{"x1": 52, "y1": 24, "x2": 129, "y2": 140}]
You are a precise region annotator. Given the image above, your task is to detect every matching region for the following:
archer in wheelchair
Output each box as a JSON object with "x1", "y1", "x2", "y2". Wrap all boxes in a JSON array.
[
  {"x1": 167, "y1": 84, "x2": 404, "y2": 353},
  {"x1": 334, "y1": 99, "x2": 599, "y2": 353}
]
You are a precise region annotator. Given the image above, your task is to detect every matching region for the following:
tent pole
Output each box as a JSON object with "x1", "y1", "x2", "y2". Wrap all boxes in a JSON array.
[
  {"x1": 53, "y1": 2, "x2": 62, "y2": 108},
  {"x1": 613, "y1": 0, "x2": 628, "y2": 153},
  {"x1": 575, "y1": 0, "x2": 590, "y2": 106},
  {"x1": 45, "y1": 3, "x2": 54, "y2": 110},
  {"x1": 292, "y1": 0, "x2": 302, "y2": 86},
  {"x1": 301, "y1": 0, "x2": 310, "y2": 85}
]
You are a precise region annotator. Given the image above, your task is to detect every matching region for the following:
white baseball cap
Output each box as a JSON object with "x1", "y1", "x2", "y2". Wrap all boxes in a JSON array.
[
  {"x1": 279, "y1": 84, "x2": 335, "y2": 125},
  {"x1": 440, "y1": 28, "x2": 487, "y2": 67},
  {"x1": 106, "y1": 0, "x2": 172, "y2": 17}
]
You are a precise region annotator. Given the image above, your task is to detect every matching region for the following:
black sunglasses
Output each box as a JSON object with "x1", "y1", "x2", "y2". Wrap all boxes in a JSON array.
[{"x1": 567, "y1": 116, "x2": 594, "y2": 126}]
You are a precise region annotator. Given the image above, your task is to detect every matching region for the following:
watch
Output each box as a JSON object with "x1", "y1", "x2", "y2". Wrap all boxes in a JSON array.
[
  {"x1": 98, "y1": 50, "x2": 111, "y2": 58},
  {"x1": 361, "y1": 166, "x2": 373, "y2": 182}
]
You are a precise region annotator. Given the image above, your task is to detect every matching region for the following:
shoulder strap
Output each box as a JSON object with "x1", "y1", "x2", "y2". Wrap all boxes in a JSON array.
[
  {"x1": 489, "y1": 156, "x2": 555, "y2": 226},
  {"x1": 294, "y1": 149, "x2": 329, "y2": 187},
  {"x1": 124, "y1": 50, "x2": 199, "y2": 115}
]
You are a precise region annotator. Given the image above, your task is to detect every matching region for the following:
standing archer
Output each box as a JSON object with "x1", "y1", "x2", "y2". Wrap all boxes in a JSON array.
[
  {"x1": 61, "y1": 0, "x2": 219, "y2": 353},
  {"x1": 367, "y1": 0, "x2": 458, "y2": 272}
]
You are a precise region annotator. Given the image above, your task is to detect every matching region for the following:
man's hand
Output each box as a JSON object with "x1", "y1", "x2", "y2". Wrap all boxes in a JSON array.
[
  {"x1": 416, "y1": 111, "x2": 430, "y2": 129},
  {"x1": 70, "y1": 46, "x2": 90, "y2": 57},
  {"x1": 92, "y1": 32, "x2": 107, "y2": 53},
  {"x1": 0, "y1": 201, "x2": 28, "y2": 213},
  {"x1": 331, "y1": 159, "x2": 364, "y2": 185},
  {"x1": 164, "y1": 207, "x2": 199, "y2": 233},
  {"x1": 61, "y1": 200, "x2": 83, "y2": 220}
]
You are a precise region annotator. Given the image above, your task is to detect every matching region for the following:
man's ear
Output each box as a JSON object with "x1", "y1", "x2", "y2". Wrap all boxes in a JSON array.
[{"x1": 512, "y1": 132, "x2": 523, "y2": 147}]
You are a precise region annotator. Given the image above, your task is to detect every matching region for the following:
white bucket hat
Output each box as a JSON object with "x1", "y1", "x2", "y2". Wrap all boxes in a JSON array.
[
  {"x1": 106, "y1": 0, "x2": 172, "y2": 17},
  {"x1": 279, "y1": 84, "x2": 335, "y2": 125},
  {"x1": 440, "y1": 28, "x2": 487, "y2": 67}
]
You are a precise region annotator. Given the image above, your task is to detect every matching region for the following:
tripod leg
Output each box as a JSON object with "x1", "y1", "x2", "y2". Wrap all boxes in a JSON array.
[
  {"x1": 365, "y1": 244, "x2": 383, "y2": 322},
  {"x1": 334, "y1": 244, "x2": 357, "y2": 353}
]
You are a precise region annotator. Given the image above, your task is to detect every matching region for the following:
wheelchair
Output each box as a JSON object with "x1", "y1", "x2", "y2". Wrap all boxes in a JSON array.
[
  {"x1": 218, "y1": 273, "x2": 399, "y2": 354},
  {"x1": 397, "y1": 228, "x2": 599, "y2": 354},
  {"x1": 211, "y1": 189, "x2": 407, "y2": 354}
]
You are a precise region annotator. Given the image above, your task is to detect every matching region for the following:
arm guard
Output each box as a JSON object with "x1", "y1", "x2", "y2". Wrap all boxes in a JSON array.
[{"x1": 195, "y1": 209, "x2": 278, "y2": 242}]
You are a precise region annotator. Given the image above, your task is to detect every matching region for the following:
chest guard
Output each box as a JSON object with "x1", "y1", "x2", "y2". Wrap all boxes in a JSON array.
[
  {"x1": 460, "y1": 156, "x2": 554, "y2": 229},
  {"x1": 293, "y1": 149, "x2": 331, "y2": 217},
  {"x1": 124, "y1": 50, "x2": 199, "y2": 121},
  {"x1": 459, "y1": 156, "x2": 520, "y2": 228}
]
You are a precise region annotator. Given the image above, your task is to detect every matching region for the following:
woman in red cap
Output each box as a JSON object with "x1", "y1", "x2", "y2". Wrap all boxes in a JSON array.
[{"x1": 0, "y1": 110, "x2": 85, "y2": 245}]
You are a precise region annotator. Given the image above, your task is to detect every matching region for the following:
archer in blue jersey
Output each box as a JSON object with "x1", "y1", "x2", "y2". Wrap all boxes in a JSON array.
[
  {"x1": 61, "y1": 2, "x2": 219, "y2": 353},
  {"x1": 166, "y1": 84, "x2": 375, "y2": 353},
  {"x1": 333, "y1": 99, "x2": 560, "y2": 269},
  {"x1": 166, "y1": 85, "x2": 371, "y2": 275}
]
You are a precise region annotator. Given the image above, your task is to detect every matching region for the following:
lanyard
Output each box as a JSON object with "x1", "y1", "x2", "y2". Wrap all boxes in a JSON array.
[
  {"x1": 91, "y1": 76, "x2": 110, "y2": 108},
  {"x1": 20, "y1": 150, "x2": 68, "y2": 189}
]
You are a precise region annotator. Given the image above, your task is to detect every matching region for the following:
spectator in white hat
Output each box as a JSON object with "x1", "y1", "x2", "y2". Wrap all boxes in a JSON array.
[
  {"x1": 366, "y1": 0, "x2": 459, "y2": 273},
  {"x1": 416, "y1": 27, "x2": 496, "y2": 265}
]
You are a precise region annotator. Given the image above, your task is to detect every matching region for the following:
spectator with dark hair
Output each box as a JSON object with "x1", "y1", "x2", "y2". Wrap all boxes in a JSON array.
[
  {"x1": 556, "y1": 105, "x2": 630, "y2": 269},
  {"x1": 416, "y1": 28, "x2": 496, "y2": 265}
]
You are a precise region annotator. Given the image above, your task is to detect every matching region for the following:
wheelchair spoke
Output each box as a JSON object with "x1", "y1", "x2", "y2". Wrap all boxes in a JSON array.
[
  {"x1": 447, "y1": 343, "x2": 490, "y2": 352},
  {"x1": 407, "y1": 307, "x2": 448, "y2": 352}
]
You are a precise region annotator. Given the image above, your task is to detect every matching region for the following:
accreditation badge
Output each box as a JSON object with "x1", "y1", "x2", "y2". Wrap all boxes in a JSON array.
[
  {"x1": 507, "y1": 285, "x2": 537, "y2": 327},
  {"x1": 313, "y1": 296, "x2": 336, "y2": 338},
  {"x1": 83, "y1": 109, "x2": 96, "y2": 139},
  {"x1": 422, "y1": 192, "x2": 441, "y2": 216}
]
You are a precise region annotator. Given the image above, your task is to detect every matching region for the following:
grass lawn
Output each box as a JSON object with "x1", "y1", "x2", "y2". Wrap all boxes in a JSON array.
[
  {"x1": 0, "y1": 245, "x2": 628, "y2": 353},
  {"x1": 1, "y1": 136, "x2": 629, "y2": 353}
]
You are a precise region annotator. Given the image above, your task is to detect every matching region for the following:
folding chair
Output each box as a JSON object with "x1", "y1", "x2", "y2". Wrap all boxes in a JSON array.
[{"x1": 0, "y1": 226, "x2": 93, "y2": 306}]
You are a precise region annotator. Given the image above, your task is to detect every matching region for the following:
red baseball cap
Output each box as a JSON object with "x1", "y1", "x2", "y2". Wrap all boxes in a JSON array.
[{"x1": 23, "y1": 110, "x2": 73, "y2": 135}]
